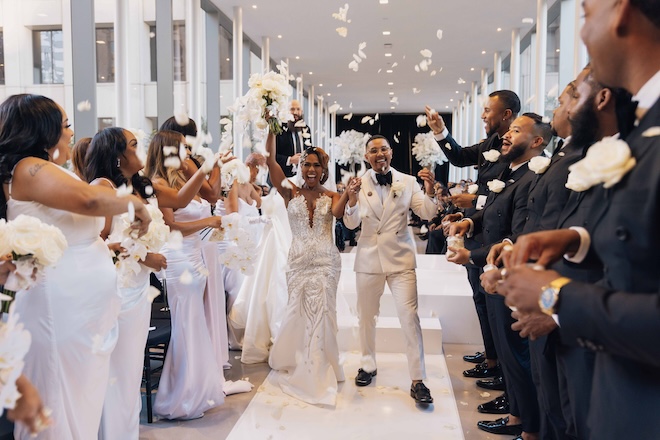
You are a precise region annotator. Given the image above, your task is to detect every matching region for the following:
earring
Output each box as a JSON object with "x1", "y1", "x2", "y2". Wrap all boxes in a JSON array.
[
  {"x1": 321, "y1": 172, "x2": 325, "y2": 179},
  {"x1": 117, "y1": 158, "x2": 121, "y2": 168}
]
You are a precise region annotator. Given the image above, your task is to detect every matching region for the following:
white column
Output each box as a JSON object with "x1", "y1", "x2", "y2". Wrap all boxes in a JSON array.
[
  {"x1": 559, "y1": 0, "x2": 576, "y2": 88},
  {"x1": 471, "y1": 81, "x2": 479, "y2": 145},
  {"x1": 493, "y1": 51, "x2": 502, "y2": 90},
  {"x1": 316, "y1": 95, "x2": 324, "y2": 146},
  {"x1": 232, "y1": 6, "x2": 244, "y2": 159},
  {"x1": 450, "y1": 107, "x2": 459, "y2": 182},
  {"x1": 329, "y1": 112, "x2": 337, "y2": 183},
  {"x1": 308, "y1": 85, "x2": 315, "y2": 137},
  {"x1": 296, "y1": 75, "x2": 304, "y2": 104},
  {"x1": 510, "y1": 28, "x2": 521, "y2": 95},
  {"x1": 574, "y1": 0, "x2": 588, "y2": 77},
  {"x1": 115, "y1": 0, "x2": 130, "y2": 127},
  {"x1": 463, "y1": 92, "x2": 471, "y2": 146},
  {"x1": 534, "y1": 0, "x2": 548, "y2": 116},
  {"x1": 261, "y1": 36, "x2": 270, "y2": 74},
  {"x1": 185, "y1": 0, "x2": 202, "y2": 122}
]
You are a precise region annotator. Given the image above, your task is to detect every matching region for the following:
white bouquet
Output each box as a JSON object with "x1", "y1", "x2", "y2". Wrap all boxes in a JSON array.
[
  {"x1": 0, "y1": 215, "x2": 68, "y2": 295},
  {"x1": 412, "y1": 132, "x2": 447, "y2": 168},
  {"x1": 108, "y1": 203, "x2": 171, "y2": 287},
  {"x1": 221, "y1": 159, "x2": 251, "y2": 191},
  {"x1": 234, "y1": 71, "x2": 293, "y2": 135},
  {"x1": 0, "y1": 300, "x2": 32, "y2": 416},
  {"x1": 332, "y1": 130, "x2": 369, "y2": 171},
  {"x1": 217, "y1": 213, "x2": 257, "y2": 276}
]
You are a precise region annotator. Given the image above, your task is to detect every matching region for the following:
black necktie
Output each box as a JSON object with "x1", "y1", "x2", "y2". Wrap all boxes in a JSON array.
[
  {"x1": 616, "y1": 99, "x2": 638, "y2": 141},
  {"x1": 293, "y1": 130, "x2": 302, "y2": 155},
  {"x1": 552, "y1": 139, "x2": 564, "y2": 158},
  {"x1": 376, "y1": 172, "x2": 392, "y2": 186},
  {"x1": 499, "y1": 167, "x2": 511, "y2": 181}
]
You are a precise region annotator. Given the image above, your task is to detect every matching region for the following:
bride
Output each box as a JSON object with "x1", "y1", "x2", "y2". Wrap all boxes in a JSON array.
[{"x1": 265, "y1": 130, "x2": 356, "y2": 406}]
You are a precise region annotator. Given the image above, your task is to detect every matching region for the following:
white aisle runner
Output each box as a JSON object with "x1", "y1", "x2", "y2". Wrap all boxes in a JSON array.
[{"x1": 227, "y1": 352, "x2": 465, "y2": 440}]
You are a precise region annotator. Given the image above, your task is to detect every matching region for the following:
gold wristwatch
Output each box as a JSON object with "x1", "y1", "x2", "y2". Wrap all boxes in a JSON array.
[{"x1": 539, "y1": 277, "x2": 571, "y2": 315}]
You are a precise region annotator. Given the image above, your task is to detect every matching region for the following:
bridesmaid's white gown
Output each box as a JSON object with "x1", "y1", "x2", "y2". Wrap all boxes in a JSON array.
[
  {"x1": 7, "y1": 166, "x2": 121, "y2": 440},
  {"x1": 153, "y1": 200, "x2": 224, "y2": 420},
  {"x1": 229, "y1": 190, "x2": 291, "y2": 364},
  {"x1": 268, "y1": 194, "x2": 344, "y2": 406}
]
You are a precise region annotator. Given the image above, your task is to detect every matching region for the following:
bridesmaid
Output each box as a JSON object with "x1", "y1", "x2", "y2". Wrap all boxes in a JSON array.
[
  {"x1": 0, "y1": 94, "x2": 151, "y2": 439},
  {"x1": 145, "y1": 130, "x2": 225, "y2": 420}
]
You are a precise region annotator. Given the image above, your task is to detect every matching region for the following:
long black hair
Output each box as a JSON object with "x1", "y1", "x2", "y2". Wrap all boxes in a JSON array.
[
  {"x1": 85, "y1": 127, "x2": 153, "y2": 200},
  {"x1": 0, "y1": 94, "x2": 63, "y2": 219}
]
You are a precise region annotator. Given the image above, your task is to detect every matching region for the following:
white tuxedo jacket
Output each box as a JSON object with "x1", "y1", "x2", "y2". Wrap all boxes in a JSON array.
[{"x1": 344, "y1": 168, "x2": 437, "y2": 274}]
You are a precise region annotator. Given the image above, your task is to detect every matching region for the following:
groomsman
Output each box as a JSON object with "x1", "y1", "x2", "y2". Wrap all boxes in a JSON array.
[
  {"x1": 343, "y1": 135, "x2": 438, "y2": 405},
  {"x1": 500, "y1": 0, "x2": 660, "y2": 438},
  {"x1": 275, "y1": 100, "x2": 310, "y2": 177},
  {"x1": 449, "y1": 113, "x2": 552, "y2": 439},
  {"x1": 425, "y1": 90, "x2": 520, "y2": 378}
]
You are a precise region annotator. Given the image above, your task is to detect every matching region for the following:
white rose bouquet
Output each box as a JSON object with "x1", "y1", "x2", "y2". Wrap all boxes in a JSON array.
[
  {"x1": 234, "y1": 71, "x2": 293, "y2": 135},
  {"x1": 217, "y1": 213, "x2": 257, "y2": 276},
  {"x1": 332, "y1": 130, "x2": 369, "y2": 174},
  {"x1": 0, "y1": 215, "x2": 68, "y2": 311},
  {"x1": 412, "y1": 132, "x2": 447, "y2": 168},
  {"x1": 107, "y1": 203, "x2": 171, "y2": 288},
  {"x1": 0, "y1": 300, "x2": 32, "y2": 416}
]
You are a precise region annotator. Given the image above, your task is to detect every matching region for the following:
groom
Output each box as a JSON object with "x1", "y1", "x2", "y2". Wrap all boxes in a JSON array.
[{"x1": 343, "y1": 134, "x2": 438, "y2": 404}]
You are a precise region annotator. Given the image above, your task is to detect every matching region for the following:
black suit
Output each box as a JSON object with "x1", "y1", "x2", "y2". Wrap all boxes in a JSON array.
[
  {"x1": 519, "y1": 143, "x2": 584, "y2": 440},
  {"x1": 439, "y1": 132, "x2": 506, "y2": 361},
  {"x1": 275, "y1": 123, "x2": 309, "y2": 177},
  {"x1": 468, "y1": 164, "x2": 540, "y2": 433},
  {"x1": 557, "y1": 98, "x2": 660, "y2": 439}
]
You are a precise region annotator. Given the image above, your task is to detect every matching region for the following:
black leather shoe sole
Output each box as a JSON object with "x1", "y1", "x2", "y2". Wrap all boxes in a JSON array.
[
  {"x1": 477, "y1": 418, "x2": 523, "y2": 436},
  {"x1": 476, "y1": 376, "x2": 506, "y2": 391},
  {"x1": 463, "y1": 352, "x2": 486, "y2": 364},
  {"x1": 477, "y1": 403, "x2": 510, "y2": 414},
  {"x1": 355, "y1": 369, "x2": 377, "y2": 387},
  {"x1": 463, "y1": 364, "x2": 501, "y2": 378}
]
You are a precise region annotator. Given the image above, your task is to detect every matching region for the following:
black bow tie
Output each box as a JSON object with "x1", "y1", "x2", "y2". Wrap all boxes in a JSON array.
[{"x1": 375, "y1": 171, "x2": 392, "y2": 186}]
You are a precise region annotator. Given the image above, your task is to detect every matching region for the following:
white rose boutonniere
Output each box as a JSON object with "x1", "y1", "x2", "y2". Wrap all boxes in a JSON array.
[
  {"x1": 529, "y1": 156, "x2": 552, "y2": 174},
  {"x1": 467, "y1": 184, "x2": 479, "y2": 194},
  {"x1": 642, "y1": 127, "x2": 660, "y2": 137},
  {"x1": 391, "y1": 181, "x2": 405, "y2": 198},
  {"x1": 482, "y1": 150, "x2": 501, "y2": 162},
  {"x1": 487, "y1": 179, "x2": 506, "y2": 193},
  {"x1": 565, "y1": 136, "x2": 636, "y2": 192}
]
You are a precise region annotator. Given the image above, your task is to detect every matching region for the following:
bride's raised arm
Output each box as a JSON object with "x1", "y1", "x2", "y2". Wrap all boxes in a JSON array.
[{"x1": 265, "y1": 131, "x2": 294, "y2": 201}]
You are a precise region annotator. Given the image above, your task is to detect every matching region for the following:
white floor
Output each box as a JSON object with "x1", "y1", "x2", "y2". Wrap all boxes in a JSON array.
[{"x1": 227, "y1": 352, "x2": 465, "y2": 440}]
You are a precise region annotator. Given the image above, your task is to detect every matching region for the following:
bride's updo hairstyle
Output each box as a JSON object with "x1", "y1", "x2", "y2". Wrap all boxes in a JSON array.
[
  {"x1": 301, "y1": 146, "x2": 330, "y2": 184},
  {"x1": 85, "y1": 127, "x2": 154, "y2": 200},
  {"x1": 0, "y1": 94, "x2": 63, "y2": 219}
]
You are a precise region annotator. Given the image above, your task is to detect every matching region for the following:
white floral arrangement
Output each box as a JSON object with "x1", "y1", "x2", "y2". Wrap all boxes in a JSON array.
[
  {"x1": 221, "y1": 159, "x2": 251, "y2": 191},
  {"x1": 467, "y1": 184, "x2": 479, "y2": 194},
  {"x1": 529, "y1": 156, "x2": 552, "y2": 174},
  {"x1": 412, "y1": 132, "x2": 447, "y2": 168},
  {"x1": 217, "y1": 213, "x2": 257, "y2": 275},
  {"x1": 332, "y1": 130, "x2": 369, "y2": 169},
  {"x1": 391, "y1": 181, "x2": 405, "y2": 198},
  {"x1": 565, "y1": 137, "x2": 636, "y2": 192},
  {"x1": 233, "y1": 71, "x2": 293, "y2": 135},
  {"x1": 483, "y1": 149, "x2": 501, "y2": 162},
  {"x1": 487, "y1": 179, "x2": 505, "y2": 193},
  {"x1": 108, "y1": 203, "x2": 171, "y2": 288},
  {"x1": 0, "y1": 215, "x2": 67, "y2": 294},
  {"x1": 0, "y1": 299, "x2": 32, "y2": 416}
]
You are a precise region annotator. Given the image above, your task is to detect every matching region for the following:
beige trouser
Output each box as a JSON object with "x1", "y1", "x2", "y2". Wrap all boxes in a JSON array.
[{"x1": 356, "y1": 269, "x2": 426, "y2": 380}]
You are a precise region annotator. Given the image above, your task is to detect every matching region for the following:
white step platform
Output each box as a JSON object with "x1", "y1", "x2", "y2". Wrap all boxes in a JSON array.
[{"x1": 336, "y1": 254, "x2": 483, "y2": 350}]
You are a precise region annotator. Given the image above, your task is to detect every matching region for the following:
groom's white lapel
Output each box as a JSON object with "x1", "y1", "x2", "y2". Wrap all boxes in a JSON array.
[
  {"x1": 380, "y1": 169, "x2": 402, "y2": 227},
  {"x1": 361, "y1": 171, "x2": 384, "y2": 221}
]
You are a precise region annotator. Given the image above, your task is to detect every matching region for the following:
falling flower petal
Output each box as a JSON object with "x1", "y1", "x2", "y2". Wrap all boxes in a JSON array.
[
  {"x1": 301, "y1": 132, "x2": 311, "y2": 139},
  {"x1": 220, "y1": 118, "x2": 231, "y2": 125},
  {"x1": 394, "y1": 134, "x2": 399, "y2": 143},
  {"x1": 343, "y1": 113, "x2": 353, "y2": 121},
  {"x1": 164, "y1": 156, "x2": 181, "y2": 169},
  {"x1": 416, "y1": 115, "x2": 427, "y2": 127},
  {"x1": 127, "y1": 201, "x2": 135, "y2": 222},
  {"x1": 281, "y1": 179, "x2": 294, "y2": 189},
  {"x1": 77, "y1": 100, "x2": 92, "y2": 112},
  {"x1": 337, "y1": 83, "x2": 342, "y2": 88},
  {"x1": 348, "y1": 60, "x2": 359, "y2": 72},
  {"x1": 174, "y1": 110, "x2": 190, "y2": 126},
  {"x1": 147, "y1": 286, "x2": 161, "y2": 303},
  {"x1": 358, "y1": 49, "x2": 367, "y2": 59},
  {"x1": 430, "y1": 70, "x2": 437, "y2": 77},
  {"x1": 350, "y1": 102, "x2": 353, "y2": 108},
  {"x1": 179, "y1": 269, "x2": 193, "y2": 284},
  {"x1": 163, "y1": 146, "x2": 178, "y2": 156},
  {"x1": 179, "y1": 143, "x2": 187, "y2": 161},
  {"x1": 457, "y1": 77, "x2": 466, "y2": 84},
  {"x1": 332, "y1": 3, "x2": 349, "y2": 22},
  {"x1": 420, "y1": 49, "x2": 433, "y2": 58},
  {"x1": 116, "y1": 184, "x2": 133, "y2": 197},
  {"x1": 368, "y1": 118, "x2": 375, "y2": 125},
  {"x1": 361, "y1": 115, "x2": 372, "y2": 124},
  {"x1": 642, "y1": 127, "x2": 660, "y2": 137},
  {"x1": 92, "y1": 334, "x2": 102, "y2": 354},
  {"x1": 480, "y1": 392, "x2": 491, "y2": 398},
  {"x1": 419, "y1": 60, "x2": 429, "y2": 71},
  {"x1": 437, "y1": 29, "x2": 444, "y2": 40},
  {"x1": 374, "y1": 113, "x2": 379, "y2": 121},
  {"x1": 414, "y1": 64, "x2": 420, "y2": 73},
  {"x1": 336, "y1": 27, "x2": 348, "y2": 37},
  {"x1": 391, "y1": 62, "x2": 398, "y2": 68},
  {"x1": 328, "y1": 103, "x2": 341, "y2": 113},
  {"x1": 413, "y1": 88, "x2": 421, "y2": 94},
  {"x1": 207, "y1": 400, "x2": 215, "y2": 406},
  {"x1": 352, "y1": 53, "x2": 362, "y2": 63},
  {"x1": 52, "y1": 149, "x2": 60, "y2": 160}
]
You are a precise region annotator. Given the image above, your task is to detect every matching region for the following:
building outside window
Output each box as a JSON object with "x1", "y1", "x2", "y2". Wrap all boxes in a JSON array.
[
  {"x1": 33, "y1": 29, "x2": 64, "y2": 84},
  {"x1": 0, "y1": 30, "x2": 5, "y2": 85},
  {"x1": 96, "y1": 27, "x2": 115, "y2": 83},
  {"x1": 150, "y1": 23, "x2": 186, "y2": 82}
]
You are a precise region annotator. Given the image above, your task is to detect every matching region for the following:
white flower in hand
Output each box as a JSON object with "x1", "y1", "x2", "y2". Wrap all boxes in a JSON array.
[
  {"x1": 529, "y1": 156, "x2": 552, "y2": 174},
  {"x1": 565, "y1": 136, "x2": 636, "y2": 192},
  {"x1": 483, "y1": 150, "x2": 501, "y2": 162},
  {"x1": 487, "y1": 179, "x2": 505, "y2": 193},
  {"x1": 391, "y1": 181, "x2": 405, "y2": 198},
  {"x1": 467, "y1": 184, "x2": 479, "y2": 194}
]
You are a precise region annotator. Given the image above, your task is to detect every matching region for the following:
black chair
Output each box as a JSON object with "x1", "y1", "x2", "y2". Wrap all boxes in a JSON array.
[{"x1": 142, "y1": 284, "x2": 171, "y2": 423}]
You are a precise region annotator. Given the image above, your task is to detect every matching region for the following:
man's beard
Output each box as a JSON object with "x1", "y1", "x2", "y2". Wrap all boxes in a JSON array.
[
  {"x1": 569, "y1": 101, "x2": 599, "y2": 147},
  {"x1": 501, "y1": 143, "x2": 526, "y2": 163}
]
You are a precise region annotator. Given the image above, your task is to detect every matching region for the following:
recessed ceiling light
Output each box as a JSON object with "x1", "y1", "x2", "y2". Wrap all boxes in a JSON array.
[
  {"x1": 455, "y1": 91, "x2": 459, "y2": 94},
  {"x1": 446, "y1": 105, "x2": 449, "y2": 109},
  {"x1": 386, "y1": 70, "x2": 393, "y2": 73},
  {"x1": 380, "y1": 0, "x2": 389, "y2": 4},
  {"x1": 470, "y1": 67, "x2": 475, "y2": 71},
  {"x1": 252, "y1": 5, "x2": 257, "y2": 9},
  {"x1": 309, "y1": 72, "x2": 313, "y2": 75},
  {"x1": 318, "y1": 84, "x2": 323, "y2": 87},
  {"x1": 497, "y1": 27, "x2": 502, "y2": 32},
  {"x1": 226, "y1": 58, "x2": 230, "y2": 61},
  {"x1": 556, "y1": 49, "x2": 560, "y2": 53},
  {"x1": 522, "y1": 17, "x2": 534, "y2": 24},
  {"x1": 390, "y1": 106, "x2": 395, "y2": 109},
  {"x1": 383, "y1": 31, "x2": 391, "y2": 36},
  {"x1": 295, "y1": 56, "x2": 300, "y2": 59},
  {"x1": 385, "y1": 53, "x2": 392, "y2": 57},
  {"x1": 387, "y1": 82, "x2": 394, "y2": 85},
  {"x1": 277, "y1": 34, "x2": 283, "y2": 39},
  {"x1": 340, "y1": 107, "x2": 343, "y2": 110},
  {"x1": 450, "y1": 98, "x2": 454, "y2": 102},
  {"x1": 481, "y1": 50, "x2": 486, "y2": 55},
  {"x1": 96, "y1": 40, "x2": 106, "y2": 44},
  {"x1": 327, "y1": 93, "x2": 331, "y2": 96},
  {"x1": 389, "y1": 92, "x2": 394, "y2": 95}
]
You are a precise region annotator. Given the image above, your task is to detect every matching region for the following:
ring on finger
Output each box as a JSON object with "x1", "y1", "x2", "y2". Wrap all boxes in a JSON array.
[{"x1": 500, "y1": 268, "x2": 508, "y2": 279}]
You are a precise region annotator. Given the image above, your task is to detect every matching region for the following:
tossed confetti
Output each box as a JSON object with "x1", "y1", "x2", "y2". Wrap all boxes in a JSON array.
[{"x1": 77, "y1": 100, "x2": 91, "y2": 112}]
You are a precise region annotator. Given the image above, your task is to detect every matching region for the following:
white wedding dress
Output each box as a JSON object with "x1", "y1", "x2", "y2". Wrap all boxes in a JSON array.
[
  {"x1": 229, "y1": 190, "x2": 291, "y2": 364},
  {"x1": 153, "y1": 199, "x2": 224, "y2": 420},
  {"x1": 7, "y1": 166, "x2": 121, "y2": 440},
  {"x1": 268, "y1": 194, "x2": 344, "y2": 405}
]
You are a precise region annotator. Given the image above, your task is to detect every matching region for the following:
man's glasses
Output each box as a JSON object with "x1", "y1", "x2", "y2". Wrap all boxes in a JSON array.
[{"x1": 367, "y1": 146, "x2": 391, "y2": 155}]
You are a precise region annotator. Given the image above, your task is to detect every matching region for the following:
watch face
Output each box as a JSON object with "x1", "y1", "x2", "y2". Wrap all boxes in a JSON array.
[{"x1": 540, "y1": 287, "x2": 557, "y2": 310}]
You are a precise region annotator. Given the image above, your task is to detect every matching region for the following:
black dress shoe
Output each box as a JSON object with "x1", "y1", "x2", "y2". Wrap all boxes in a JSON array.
[
  {"x1": 463, "y1": 362, "x2": 501, "y2": 378},
  {"x1": 477, "y1": 417, "x2": 523, "y2": 436},
  {"x1": 410, "y1": 382, "x2": 433, "y2": 404},
  {"x1": 463, "y1": 351, "x2": 486, "y2": 364},
  {"x1": 477, "y1": 393, "x2": 509, "y2": 414},
  {"x1": 355, "y1": 368, "x2": 377, "y2": 386},
  {"x1": 477, "y1": 376, "x2": 506, "y2": 391}
]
